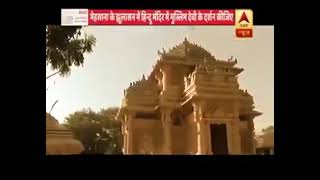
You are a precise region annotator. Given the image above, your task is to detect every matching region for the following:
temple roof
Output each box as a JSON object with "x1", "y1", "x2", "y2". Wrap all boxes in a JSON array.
[
  {"x1": 126, "y1": 74, "x2": 158, "y2": 92},
  {"x1": 149, "y1": 38, "x2": 241, "y2": 80},
  {"x1": 158, "y1": 37, "x2": 214, "y2": 60},
  {"x1": 239, "y1": 89, "x2": 253, "y2": 97}
]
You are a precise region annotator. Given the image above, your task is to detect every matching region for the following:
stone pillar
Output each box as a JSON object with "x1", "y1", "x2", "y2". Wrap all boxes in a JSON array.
[
  {"x1": 239, "y1": 121, "x2": 247, "y2": 154},
  {"x1": 123, "y1": 133, "x2": 127, "y2": 154},
  {"x1": 196, "y1": 122, "x2": 202, "y2": 154},
  {"x1": 203, "y1": 119, "x2": 210, "y2": 155},
  {"x1": 230, "y1": 101, "x2": 242, "y2": 154},
  {"x1": 248, "y1": 118, "x2": 256, "y2": 154},
  {"x1": 162, "y1": 109, "x2": 172, "y2": 154},
  {"x1": 230, "y1": 120, "x2": 241, "y2": 154},
  {"x1": 122, "y1": 124, "x2": 127, "y2": 154},
  {"x1": 193, "y1": 102, "x2": 206, "y2": 155},
  {"x1": 126, "y1": 113, "x2": 134, "y2": 154},
  {"x1": 226, "y1": 122, "x2": 232, "y2": 154},
  {"x1": 207, "y1": 122, "x2": 213, "y2": 155}
]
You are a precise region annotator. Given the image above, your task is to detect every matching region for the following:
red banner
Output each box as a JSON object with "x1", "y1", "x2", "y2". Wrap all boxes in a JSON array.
[{"x1": 88, "y1": 9, "x2": 235, "y2": 25}]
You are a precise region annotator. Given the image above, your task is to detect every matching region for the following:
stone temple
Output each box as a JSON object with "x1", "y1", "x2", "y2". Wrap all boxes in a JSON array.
[{"x1": 116, "y1": 38, "x2": 262, "y2": 155}]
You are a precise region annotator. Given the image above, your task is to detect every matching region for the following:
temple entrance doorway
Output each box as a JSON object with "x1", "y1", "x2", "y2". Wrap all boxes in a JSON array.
[{"x1": 210, "y1": 124, "x2": 228, "y2": 155}]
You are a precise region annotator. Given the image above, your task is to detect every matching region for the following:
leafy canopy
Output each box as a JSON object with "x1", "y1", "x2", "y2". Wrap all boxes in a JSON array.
[
  {"x1": 46, "y1": 25, "x2": 96, "y2": 77},
  {"x1": 64, "y1": 108, "x2": 122, "y2": 154}
]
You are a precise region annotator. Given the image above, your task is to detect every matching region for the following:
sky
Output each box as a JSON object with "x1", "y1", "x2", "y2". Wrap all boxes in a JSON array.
[{"x1": 46, "y1": 26, "x2": 274, "y2": 133}]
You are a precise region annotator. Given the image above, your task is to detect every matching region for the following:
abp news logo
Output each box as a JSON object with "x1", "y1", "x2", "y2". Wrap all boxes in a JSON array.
[{"x1": 235, "y1": 9, "x2": 253, "y2": 38}]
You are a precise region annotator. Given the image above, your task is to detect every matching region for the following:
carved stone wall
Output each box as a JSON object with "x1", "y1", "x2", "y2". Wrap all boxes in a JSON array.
[
  {"x1": 171, "y1": 126, "x2": 188, "y2": 154},
  {"x1": 131, "y1": 119, "x2": 164, "y2": 154}
]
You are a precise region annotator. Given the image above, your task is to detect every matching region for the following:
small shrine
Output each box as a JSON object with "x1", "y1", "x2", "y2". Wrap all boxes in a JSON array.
[{"x1": 46, "y1": 113, "x2": 84, "y2": 155}]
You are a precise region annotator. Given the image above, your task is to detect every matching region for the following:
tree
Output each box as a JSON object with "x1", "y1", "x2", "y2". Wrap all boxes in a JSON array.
[
  {"x1": 260, "y1": 125, "x2": 274, "y2": 147},
  {"x1": 46, "y1": 25, "x2": 96, "y2": 77},
  {"x1": 64, "y1": 108, "x2": 122, "y2": 154},
  {"x1": 262, "y1": 126, "x2": 274, "y2": 134}
]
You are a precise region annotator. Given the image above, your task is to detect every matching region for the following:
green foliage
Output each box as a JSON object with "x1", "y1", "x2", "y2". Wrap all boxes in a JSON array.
[
  {"x1": 64, "y1": 108, "x2": 122, "y2": 154},
  {"x1": 257, "y1": 125, "x2": 274, "y2": 147},
  {"x1": 262, "y1": 125, "x2": 274, "y2": 134},
  {"x1": 46, "y1": 25, "x2": 96, "y2": 77}
]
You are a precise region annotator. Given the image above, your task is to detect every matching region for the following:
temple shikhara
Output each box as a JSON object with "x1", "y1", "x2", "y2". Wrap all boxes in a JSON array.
[{"x1": 116, "y1": 38, "x2": 262, "y2": 155}]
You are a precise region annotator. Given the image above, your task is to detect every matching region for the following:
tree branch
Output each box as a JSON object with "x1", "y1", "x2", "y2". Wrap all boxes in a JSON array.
[
  {"x1": 49, "y1": 100, "x2": 59, "y2": 113},
  {"x1": 46, "y1": 71, "x2": 60, "y2": 80}
]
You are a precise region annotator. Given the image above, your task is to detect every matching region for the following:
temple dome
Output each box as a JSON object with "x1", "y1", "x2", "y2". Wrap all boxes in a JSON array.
[
  {"x1": 46, "y1": 113, "x2": 84, "y2": 155},
  {"x1": 160, "y1": 37, "x2": 213, "y2": 59},
  {"x1": 46, "y1": 113, "x2": 69, "y2": 131}
]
